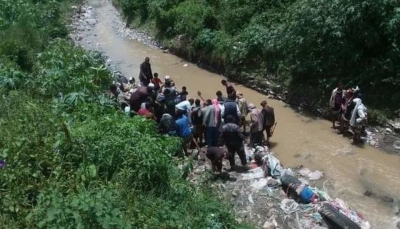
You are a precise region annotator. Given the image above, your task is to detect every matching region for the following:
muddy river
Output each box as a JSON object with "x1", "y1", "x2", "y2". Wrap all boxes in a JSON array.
[{"x1": 75, "y1": 0, "x2": 400, "y2": 227}]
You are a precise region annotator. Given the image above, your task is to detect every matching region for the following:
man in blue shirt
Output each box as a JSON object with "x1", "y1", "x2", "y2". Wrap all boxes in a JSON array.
[{"x1": 176, "y1": 109, "x2": 193, "y2": 156}]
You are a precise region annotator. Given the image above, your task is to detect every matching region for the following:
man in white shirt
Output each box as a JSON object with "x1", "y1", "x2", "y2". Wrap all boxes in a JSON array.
[{"x1": 176, "y1": 98, "x2": 194, "y2": 125}]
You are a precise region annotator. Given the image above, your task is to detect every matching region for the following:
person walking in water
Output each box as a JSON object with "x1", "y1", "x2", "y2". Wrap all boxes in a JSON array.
[
  {"x1": 329, "y1": 82, "x2": 345, "y2": 129},
  {"x1": 260, "y1": 100, "x2": 275, "y2": 146},
  {"x1": 248, "y1": 103, "x2": 264, "y2": 147},
  {"x1": 139, "y1": 57, "x2": 153, "y2": 86},
  {"x1": 203, "y1": 99, "x2": 222, "y2": 147}
]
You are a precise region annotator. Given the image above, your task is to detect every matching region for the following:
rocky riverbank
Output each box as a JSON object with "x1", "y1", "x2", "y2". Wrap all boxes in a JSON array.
[
  {"x1": 68, "y1": 2, "x2": 400, "y2": 228},
  {"x1": 69, "y1": 2, "x2": 400, "y2": 156}
]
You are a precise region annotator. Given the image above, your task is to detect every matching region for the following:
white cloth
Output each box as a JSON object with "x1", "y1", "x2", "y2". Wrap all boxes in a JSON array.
[
  {"x1": 350, "y1": 98, "x2": 367, "y2": 127},
  {"x1": 280, "y1": 199, "x2": 299, "y2": 214},
  {"x1": 175, "y1": 100, "x2": 191, "y2": 111}
]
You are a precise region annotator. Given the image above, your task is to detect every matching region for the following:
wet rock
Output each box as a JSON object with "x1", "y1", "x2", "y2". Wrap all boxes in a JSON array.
[
  {"x1": 364, "y1": 190, "x2": 373, "y2": 197},
  {"x1": 263, "y1": 221, "x2": 274, "y2": 229},
  {"x1": 76, "y1": 35, "x2": 83, "y2": 41},
  {"x1": 394, "y1": 141, "x2": 400, "y2": 150},
  {"x1": 388, "y1": 121, "x2": 400, "y2": 133},
  {"x1": 381, "y1": 195, "x2": 394, "y2": 203},
  {"x1": 85, "y1": 19, "x2": 98, "y2": 25},
  {"x1": 266, "y1": 208, "x2": 276, "y2": 218},
  {"x1": 369, "y1": 140, "x2": 376, "y2": 146}
]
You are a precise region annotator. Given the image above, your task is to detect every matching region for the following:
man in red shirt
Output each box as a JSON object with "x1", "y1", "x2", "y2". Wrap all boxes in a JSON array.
[{"x1": 138, "y1": 103, "x2": 156, "y2": 120}]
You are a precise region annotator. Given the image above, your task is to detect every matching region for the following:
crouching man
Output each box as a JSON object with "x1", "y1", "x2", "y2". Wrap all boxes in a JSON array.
[{"x1": 206, "y1": 147, "x2": 229, "y2": 174}]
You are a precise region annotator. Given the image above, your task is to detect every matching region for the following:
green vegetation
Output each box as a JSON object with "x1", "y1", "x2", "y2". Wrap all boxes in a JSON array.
[
  {"x1": 0, "y1": 0, "x2": 252, "y2": 228},
  {"x1": 114, "y1": 0, "x2": 400, "y2": 121}
]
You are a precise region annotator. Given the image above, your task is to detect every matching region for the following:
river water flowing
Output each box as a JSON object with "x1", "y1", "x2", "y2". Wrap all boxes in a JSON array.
[{"x1": 73, "y1": 0, "x2": 400, "y2": 227}]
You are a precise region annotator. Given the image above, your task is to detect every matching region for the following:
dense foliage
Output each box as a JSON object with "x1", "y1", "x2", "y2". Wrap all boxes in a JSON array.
[
  {"x1": 0, "y1": 0, "x2": 251, "y2": 228},
  {"x1": 114, "y1": 0, "x2": 400, "y2": 120}
]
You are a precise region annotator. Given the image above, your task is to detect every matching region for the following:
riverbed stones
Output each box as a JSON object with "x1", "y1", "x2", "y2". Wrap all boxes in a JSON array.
[
  {"x1": 85, "y1": 18, "x2": 98, "y2": 25},
  {"x1": 263, "y1": 221, "x2": 274, "y2": 229},
  {"x1": 388, "y1": 121, "x2": 400, "y2": 133}
]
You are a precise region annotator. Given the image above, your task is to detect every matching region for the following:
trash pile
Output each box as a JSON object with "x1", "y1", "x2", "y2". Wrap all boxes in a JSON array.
[
  {"x1": 242, "y1": 145, "x2": 371, "y2": 229},
  {"x1": 188, "y1": 145, "x2": 373, "y2": 228}
]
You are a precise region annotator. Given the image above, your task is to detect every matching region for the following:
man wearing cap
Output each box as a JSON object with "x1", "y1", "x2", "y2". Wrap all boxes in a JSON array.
[
  {"x1": 248, "y1": 103, "x2": 264, "y2": 147},
  {"x1": 139, "y1": 57, "x2": 153, "y2": 86},
  {"x1": 237, "y1": 91, "x2": 248, "y2": 132}
]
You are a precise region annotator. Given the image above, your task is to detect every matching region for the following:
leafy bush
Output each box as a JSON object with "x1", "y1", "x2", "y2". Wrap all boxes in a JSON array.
[{"x1": 0, "y1": 0, "x2": 250, "y2": 228}]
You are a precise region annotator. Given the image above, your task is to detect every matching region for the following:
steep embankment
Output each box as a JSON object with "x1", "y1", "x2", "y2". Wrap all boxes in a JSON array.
[{"x1": 0, "y1": 0, "x2": 252, "y2": 228}]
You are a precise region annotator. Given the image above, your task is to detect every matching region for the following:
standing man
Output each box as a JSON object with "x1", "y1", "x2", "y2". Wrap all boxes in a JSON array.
[
  {"x1": 248, "y1": 103, "x2": 264, "y2": 147},
  {"x1": 237, "y1": 91, "x2": 248, "y2": 132},
  {"x1": 192, "y1": 99, "x2": 204, "y2": 145},
  {"x1": 203, "y1": 99, "x2": 222, "y2": 147},
  {"x1": 222, "y1": 93, "x2": 241, "y2": 124},
  {"x1": 221, "y1": 79, "x2": 236, "y2": 97},
  {"x1": 216, "y1": 91, "x2": 227, "y2": 105},
  {"x1": 220, "y1": 115, "x2": 247, "y2": 170},
  {"x1": 260, "y1": 100, "x2": 275, "y2": 145},
  {"x1": 329, "y1": 82, "x2": 345, "y2": 129},
  {"x1": 139, "y1": 57, "x2": 153, "y2": 86}
]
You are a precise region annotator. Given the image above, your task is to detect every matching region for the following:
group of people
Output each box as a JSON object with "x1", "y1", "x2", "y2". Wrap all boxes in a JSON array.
[
  {"x1": 108, "y1": 57, "x2": 277, "y2": 174},
  {"x1": 330, "y1": 82, "x2": 368, "y2": 142}
]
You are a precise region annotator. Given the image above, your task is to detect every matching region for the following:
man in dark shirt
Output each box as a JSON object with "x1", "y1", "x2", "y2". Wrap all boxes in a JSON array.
[
  {"x1": 221, "y1": 79, "x2": 236, "y2": 97},
  {"x1": 129, "y1": 86, "x2": 151, "y2": 112},
  {"x1": 220, "y1": 115, "x2": 247, "y2": 168},
  {"x1": 216, "y1": 91, "x2": 226, "y2": 105},
  {"x1": 206, "y1": 147, "x2": 229, "y2": 174},
  {"x1": 139, "y1": 57, "x2": 153, "y2": 86},
  {"x1": 158, "y1": 111, "x2": 178, "y2": 136},
  {"x1": 260, "y1": 100, "x2": 275, "y2": 145}
]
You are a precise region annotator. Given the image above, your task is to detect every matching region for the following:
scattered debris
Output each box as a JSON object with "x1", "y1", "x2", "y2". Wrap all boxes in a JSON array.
[
  {"x1": 308, "y1": 170, "x2": 324, "y2": 180},
  {"x1": 280, "y1": 199, "x2": 299, "y2": 214}
]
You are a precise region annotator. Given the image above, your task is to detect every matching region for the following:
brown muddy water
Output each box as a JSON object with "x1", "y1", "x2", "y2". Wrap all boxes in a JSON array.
[{"x1": 74, "y1": 0, "x2": 400, "y2": 227}]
